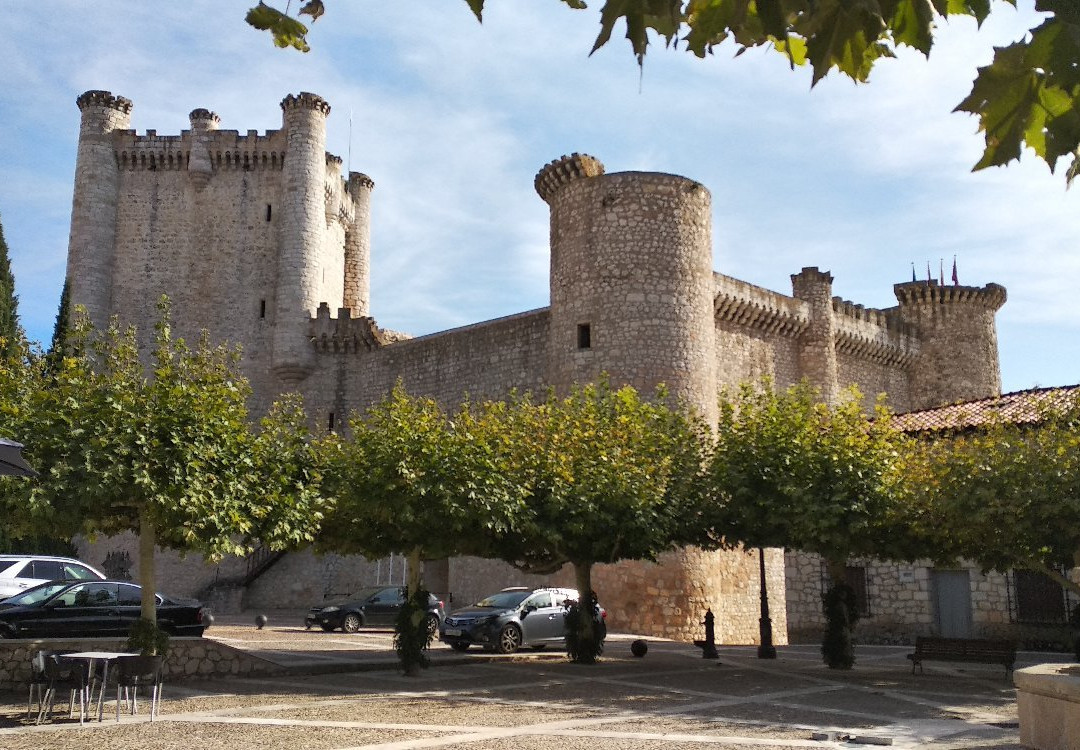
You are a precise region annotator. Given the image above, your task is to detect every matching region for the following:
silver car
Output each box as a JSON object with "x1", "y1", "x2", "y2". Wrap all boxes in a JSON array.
[{"x1": 0, "y1": 555, "x2": 106, "y2": 600}]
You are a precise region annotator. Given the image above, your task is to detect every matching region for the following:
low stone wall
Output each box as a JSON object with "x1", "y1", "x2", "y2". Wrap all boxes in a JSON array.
[
  {"x1": 1016, "y1": 664, "x2": 1080, "y2": 750},
  {"x1": 0, "y1": 636, "x2": 280, "y2": 690}
]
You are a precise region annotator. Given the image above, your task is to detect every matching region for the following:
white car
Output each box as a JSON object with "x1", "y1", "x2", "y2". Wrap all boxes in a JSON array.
[{"x1": 0, "y1": 555, "x2": 106, "y2": 599}]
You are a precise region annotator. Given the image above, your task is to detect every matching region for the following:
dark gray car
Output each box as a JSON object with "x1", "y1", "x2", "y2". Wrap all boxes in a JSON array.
[
  {"x1": 440, "y1": 586, "x2": 605, "y2": 654},
  {"x1": 305, "y1": 586, "x2": 445, "y2": 634}
]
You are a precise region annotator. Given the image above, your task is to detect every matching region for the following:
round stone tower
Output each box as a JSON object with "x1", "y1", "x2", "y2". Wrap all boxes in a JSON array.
[
  {"x1": 536, "y1": 153, "x2": 718, "y2": 424},
  {"x1": 344, "y1": 172, "x2": 375, "y2": 316},
  {"x1": 272, "y1": 92, "x2": 331, "y2": 385},
  {"x1": 68, "y1": 90, "x2": 132, "y2": 333},
  {"x1": 895, "y1": 281, "x2": 1007, "y2": 410},
  {"x1": 535, "y1": 155, "x2": 777, "y2": 645}
]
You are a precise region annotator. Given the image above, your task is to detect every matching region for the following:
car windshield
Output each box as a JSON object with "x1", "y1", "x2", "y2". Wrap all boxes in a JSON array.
[
  {"x1": 2, "y1": 581, "x2": 70, "y2": 606},
  {"x1": 474, "y1": 591, "x2": 530, "y2": 608}
]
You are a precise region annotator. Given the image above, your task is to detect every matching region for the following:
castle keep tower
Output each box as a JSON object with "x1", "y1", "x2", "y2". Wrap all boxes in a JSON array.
[
  {"x1": 536, "y1": 154, "x2": 718, "y2": 424},
  {"x1": 68, "y1": 90, "x2": 132, "y2": 333},
  {"x1": 895, "y1": 281, "x2": 1006, "y2": 410}
]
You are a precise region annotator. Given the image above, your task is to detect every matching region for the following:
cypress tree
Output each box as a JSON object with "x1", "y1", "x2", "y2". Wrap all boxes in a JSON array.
[
  {"x1": 46, "y1": 278, "x2": 72, "y2": 371},
  {"x1": 0, "y1": 214, "x2": 22, "y2": 359}
]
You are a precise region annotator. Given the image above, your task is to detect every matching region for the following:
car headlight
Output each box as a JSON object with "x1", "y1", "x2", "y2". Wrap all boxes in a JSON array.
[{"x1": 320, "y1": 606, "x2": 340, "y2": 613}]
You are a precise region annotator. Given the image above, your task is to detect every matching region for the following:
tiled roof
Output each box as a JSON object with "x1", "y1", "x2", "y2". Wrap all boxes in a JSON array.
[{"x1": 891, "y1": 385, "x2": 1080, "y2": 434}]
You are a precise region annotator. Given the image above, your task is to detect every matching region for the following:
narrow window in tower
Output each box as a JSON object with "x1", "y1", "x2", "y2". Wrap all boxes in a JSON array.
[
  {"x1": 259, "y1": 300, "x2": 266, "y2": 319},
  {"x1": 266, "y1": 204, "x2": 272, "y2": 221},
  {"x1": 577, "y1": 323, "x2": 591, "y2": 349},
  {"x1": 328, "y1": 412, "x2": 336, "y2": 432}
]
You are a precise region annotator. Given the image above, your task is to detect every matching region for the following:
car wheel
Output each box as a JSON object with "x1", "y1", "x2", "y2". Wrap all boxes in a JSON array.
[
  {"x1": 449, "y1": 642, "x2": 470, "y2": 652},
  {"x1": 342, "y1": 613, "x2": 362, "y2": 633},
  {"x1": 320, "y1": 623, "x2": 335, "y2": 632},
  {"x1": 496, "y1": 623, "x2": 522, "y2": 654},
  {"x1": 425, "y1": 615, "x2": 439, "y2": 637}
]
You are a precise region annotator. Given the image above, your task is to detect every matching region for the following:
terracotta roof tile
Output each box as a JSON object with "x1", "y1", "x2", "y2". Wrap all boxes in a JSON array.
[{"x1": 892, "y1": 385, "x2": 1080, "y2": 434}]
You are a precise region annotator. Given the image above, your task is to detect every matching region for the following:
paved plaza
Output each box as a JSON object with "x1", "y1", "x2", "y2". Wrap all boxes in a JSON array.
[{"x1": 0, "y1": 618, "x2": 1047, "y2": 750}]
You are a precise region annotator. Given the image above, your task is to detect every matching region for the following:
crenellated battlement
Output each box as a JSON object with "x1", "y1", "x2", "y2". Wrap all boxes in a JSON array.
[
  {"x1": 112, "y1": 128, "x2": 288, "y2": 172},
  {"x1": 534, "y1": 153, "x2": 605, "y2": 203},
  {"x1": 281, "y1": 91, "x2": 331, "y2": 115},
  {"x1": 713, "y1": 273, "x2": 809, "y2": 338},
  {"x1": 309, "y1": 303, "x2": 405, "y2": 354},
  {"x1": 831, "y1": 297, "x2": 918, "y2": 367},
  {"x1": 894, "y1": 280, "x2": 1007, "y2": 310},
  {"x1": 76, "y1": 89, "x2": 132, "y2": 114}
]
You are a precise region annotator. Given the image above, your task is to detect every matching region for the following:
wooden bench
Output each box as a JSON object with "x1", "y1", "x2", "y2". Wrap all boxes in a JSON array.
[{"x1": 907, "y1": 636, "x2": 1017, "y2": 677}]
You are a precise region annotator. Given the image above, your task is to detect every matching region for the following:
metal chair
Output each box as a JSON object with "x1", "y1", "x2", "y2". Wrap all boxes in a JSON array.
[
  {"x1": 36, "y1": 655, "x2": 89, "y2": 725},
  {"x1": 27, "y1": 649, "x2": 52, "y2": 719},
  {"x1": 114, "y1": 654, "x2": 164, "y2": 722}
]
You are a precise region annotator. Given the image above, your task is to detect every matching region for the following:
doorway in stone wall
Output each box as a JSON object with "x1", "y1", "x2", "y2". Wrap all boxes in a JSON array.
[{"x1": 931, "y1": 569, "x2": 973, "y2": 638}]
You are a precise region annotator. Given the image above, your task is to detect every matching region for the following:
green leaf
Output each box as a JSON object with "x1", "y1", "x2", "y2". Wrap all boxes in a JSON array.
[
  {"x1": 465, "y1": 0, "x2": 485, "y2": 20},
  {"x1": 245, "y1": 3, "x2": 311, "y2": 52}
]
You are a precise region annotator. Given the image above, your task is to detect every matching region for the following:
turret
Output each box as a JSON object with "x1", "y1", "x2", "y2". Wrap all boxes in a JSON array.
[
  {"x1": 895, "y1": 280, "x2": 1006, "y2": 410},
  {"x1": 344, "y1": 172, "x2": 374, "y2": 316},
  {"x1": 187, "y1": 108, "x2": 219, "y2": 191},
  {"x1": 67, "y1": 90, "x2": 132, "y2": 333},
  {"x1": 272, "y1": 92, "x2": 331, "y2": 385},
  {"x1": 791, "y1": 267, "x2": 839, "y2": 403},
  {"x1": 537, "y1": 153, "x2": 717, "y2": 424}
]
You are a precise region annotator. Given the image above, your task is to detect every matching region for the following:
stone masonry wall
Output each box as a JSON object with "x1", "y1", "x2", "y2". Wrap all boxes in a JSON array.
[
  {"x1": 785, "y1": 551, "x2": 1078, "y2": 647},
  {"x1": 0, "y1": 637, "x2": 279, "y2": 690}
]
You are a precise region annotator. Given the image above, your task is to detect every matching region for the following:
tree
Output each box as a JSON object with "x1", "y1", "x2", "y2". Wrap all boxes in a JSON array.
[
  {"x1": 914, "y1": 395, "x2": 1080, "y2": 598},
  {"x1": 245, "y1": 1, "x2": 1080, "y2": 184},
  {"x1": 0, "y1": 213, "x2": 23, "y2": 360},
  {"x1": 45, "y1": 278, "x2": 72, "y2": 374},
  {"x1": 495, "y1": 382, "x2": 708, "y2": 663},
  {"x1": 705, "y1": 380, "x2": 919, "y2": 668},
  {"x1": 315, "y1": 384, "x2": 522, "y2": 673},
  {"x1": 0, "y1": 300, "x2": 328, "y2": 644}
]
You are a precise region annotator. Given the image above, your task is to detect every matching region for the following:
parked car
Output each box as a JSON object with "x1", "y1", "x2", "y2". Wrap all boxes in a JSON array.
[
  {"x1": 0, "y1": 555, "x2": 106, "y2": 599},
  {"x1": 0, "y1": 579, "x2": 206, "y2": 638},
  {"x1": 440, "y1": 586, "x2": 606, "y2": 654},
  {"x1": 305, "y1": 586, "x2": 446, "y2": 634}
]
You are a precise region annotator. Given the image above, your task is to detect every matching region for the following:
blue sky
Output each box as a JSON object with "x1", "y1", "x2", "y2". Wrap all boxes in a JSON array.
[{"x1": 0, "y1": 1, "x2": 1076, "y2": 395}]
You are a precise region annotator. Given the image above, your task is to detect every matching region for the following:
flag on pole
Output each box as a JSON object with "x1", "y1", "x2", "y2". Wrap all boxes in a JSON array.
[{"x1": 952, "y1": 256, "x2": 958, "y2": 286}]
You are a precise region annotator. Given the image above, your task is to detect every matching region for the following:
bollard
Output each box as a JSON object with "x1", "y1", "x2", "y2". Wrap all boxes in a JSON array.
[{"x1": 701, "y1": 608, "x2": 719, "y2": 659}]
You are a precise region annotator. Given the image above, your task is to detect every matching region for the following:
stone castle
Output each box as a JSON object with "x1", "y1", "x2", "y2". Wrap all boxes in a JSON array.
[{"x1": 66, "y1": 90, "x2": 1007, "y2": 643}]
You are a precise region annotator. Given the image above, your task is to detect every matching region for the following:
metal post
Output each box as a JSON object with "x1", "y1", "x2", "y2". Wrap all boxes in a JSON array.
[
  {"x1": 702, "y1": 609, "x2": 719, "y2": 659},
  {"x1": 758, "y1": 547, "x2": 777, "y2": 659}
]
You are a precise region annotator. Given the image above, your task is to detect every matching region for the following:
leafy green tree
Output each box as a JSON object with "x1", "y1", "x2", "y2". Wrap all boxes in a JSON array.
[
  {"x1": 246, "y1": 1, "x2": 1079, "y2": 184},
  {"x1": 496, "y1": 381, "x2": 708, "y2": 664},
  {"x1": 315, "y1": 384, "x2": 522, "y2": 673},
  {"x1": 705, "y1": 380, "x2": 918, "y2": 668},
  {"x1": 0, "y1": 214, "x2": 23, "y2": 360},
  {"x1": 0, "y1": 300, "x2": 328, "y2": 642},
  {"x1": 914, "y1": 396, "x2": 1080, "y2": 597}
]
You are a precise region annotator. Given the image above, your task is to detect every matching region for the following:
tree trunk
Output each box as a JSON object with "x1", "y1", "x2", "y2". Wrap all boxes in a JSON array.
[
  {"x1": 573, "y1": 561, "x2": 595, "y2": 655},
  {"x1": 407, "y1": 546, "x2": 423, "y2": 595},
  {"x1": 139, "y1": 508, "x2": 157, "y2": 624}
]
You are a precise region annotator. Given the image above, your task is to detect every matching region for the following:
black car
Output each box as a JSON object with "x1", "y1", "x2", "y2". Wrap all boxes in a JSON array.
[
  {"x1": 0, "y1": 579, "x2": 207, "y2": 638},
  {"x1": 440, "y1": 586, "x2": 606, "y2": 654},
  {"x1": 305, "y1": 586, "x2": 446, "y2": 634}
]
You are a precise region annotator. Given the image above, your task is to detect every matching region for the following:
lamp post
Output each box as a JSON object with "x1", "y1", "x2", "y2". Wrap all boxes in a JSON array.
[{"x1": 757, "y1": 547, "x2": 776, "y2": 659}]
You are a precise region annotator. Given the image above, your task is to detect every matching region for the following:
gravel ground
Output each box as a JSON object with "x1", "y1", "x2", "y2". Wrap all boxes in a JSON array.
[{"x1": 0, "y1": 637, "x2": 1025, "y2": 750}]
